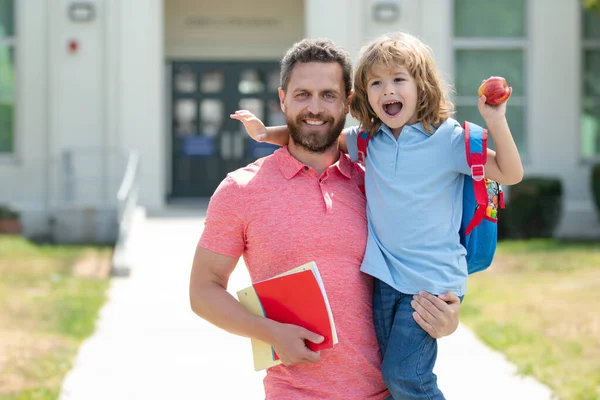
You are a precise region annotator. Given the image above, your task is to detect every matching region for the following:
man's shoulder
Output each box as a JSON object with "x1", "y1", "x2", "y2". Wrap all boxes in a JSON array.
[{"x1": 223, "y1": 154, "x2": 278, "y2": 187}]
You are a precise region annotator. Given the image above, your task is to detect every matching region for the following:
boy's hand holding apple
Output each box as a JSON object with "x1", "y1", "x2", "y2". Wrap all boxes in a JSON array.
[{"x1": 477, "y1": 76, "x2": 512, "y2": 122}]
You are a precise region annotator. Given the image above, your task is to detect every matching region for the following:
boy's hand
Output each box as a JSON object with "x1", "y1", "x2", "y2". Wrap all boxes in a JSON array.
[
  {"x1": 230, "y1": 110, "x2": 268, "y2": 142},
  {"x1": 477, "y1": 86, "x2": 512, "y2": 123}
]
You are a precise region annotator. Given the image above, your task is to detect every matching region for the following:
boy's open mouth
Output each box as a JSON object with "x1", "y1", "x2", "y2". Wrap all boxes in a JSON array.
[{"x1": 383, "y1": 101, "x2": 403, "y2": 117}]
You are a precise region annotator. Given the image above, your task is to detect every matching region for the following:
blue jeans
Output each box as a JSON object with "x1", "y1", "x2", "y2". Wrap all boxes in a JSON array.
[{"x1": 373, "y1": 279, "x2": 445, "y2": 400}]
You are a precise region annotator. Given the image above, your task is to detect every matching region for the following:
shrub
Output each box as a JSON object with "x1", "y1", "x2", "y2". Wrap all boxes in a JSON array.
[
  {"x1": 592, "y1": 163, "x2": 600, "y2": 220},
  {"x1": 0, "y1": 205, "x2": 20, "y2": 220},
  {"x1": 502, "y1": 177, "x2": 563, "y2": 238}
]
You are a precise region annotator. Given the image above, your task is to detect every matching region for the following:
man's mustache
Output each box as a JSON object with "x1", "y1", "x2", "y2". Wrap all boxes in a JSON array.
[{"x1": 297, "y1": 113, "x2": 333, "y2": 123}]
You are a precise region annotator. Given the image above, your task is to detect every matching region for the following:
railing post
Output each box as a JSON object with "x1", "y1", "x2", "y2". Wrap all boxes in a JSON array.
[{"x1": 62, "y1": 150, "x2": 74, "y2": 203}]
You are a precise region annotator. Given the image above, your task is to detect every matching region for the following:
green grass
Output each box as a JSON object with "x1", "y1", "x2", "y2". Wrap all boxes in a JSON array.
[
  {"x1": 462, "y1": 239, "x2": 600, "y2": 400},
  {"x1": 0, "y1": 236, "x2": 111, "y2": 399},
  {"x1": 0, "y1": 389, "x2": 59, "y2": 400}
]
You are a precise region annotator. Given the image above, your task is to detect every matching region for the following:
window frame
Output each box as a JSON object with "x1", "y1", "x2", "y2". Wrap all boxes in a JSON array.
[
  {"x1": 0, "y1": 0, "x2": 17, "y2": 161},
  {"x1": 581, "y1": 9, "x2": 600, "y2": 162},
  {"x1": 451, "y1": 0, "x2": 530, "y2": 159}
]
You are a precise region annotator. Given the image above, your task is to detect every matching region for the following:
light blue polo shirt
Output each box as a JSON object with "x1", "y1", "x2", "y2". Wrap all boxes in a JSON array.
[{"x1": 345, "y1": 118, "x2": 472, "y2": 296}]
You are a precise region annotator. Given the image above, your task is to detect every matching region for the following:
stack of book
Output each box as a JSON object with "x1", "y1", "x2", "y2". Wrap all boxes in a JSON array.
[{"x1": 236, "y1": 261, "x2": 338, "y2": 371}]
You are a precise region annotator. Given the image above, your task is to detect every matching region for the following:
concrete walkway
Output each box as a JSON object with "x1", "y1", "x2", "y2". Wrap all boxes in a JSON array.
[{"x1": 59, "y1": 209, "x2": 556, "y2": 400}]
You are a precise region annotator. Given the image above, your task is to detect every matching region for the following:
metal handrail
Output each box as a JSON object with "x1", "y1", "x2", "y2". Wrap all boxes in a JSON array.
[
  {"x1": 116, "y1": 150, "x2": 140, "y2": 234},
  {"x1": 112, "y1": 150, "x2": 140, "y2": 276},
  {"x1": 117, "y1": 151, "x2": 140, "y2": 204}
]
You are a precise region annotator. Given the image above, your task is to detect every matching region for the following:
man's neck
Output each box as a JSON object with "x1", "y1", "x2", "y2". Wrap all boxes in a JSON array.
[{"x1": 287, "y1": 142, "x2": 340, "y2": 175}]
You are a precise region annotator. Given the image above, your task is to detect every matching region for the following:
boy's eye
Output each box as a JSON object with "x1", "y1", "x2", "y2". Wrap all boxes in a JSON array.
[
  {"x1": 394, "y1": 78, "x2": 405, "y2": 82},
  {"x1": 370, "y1": 81, "x2": 381, "y2": 87}
]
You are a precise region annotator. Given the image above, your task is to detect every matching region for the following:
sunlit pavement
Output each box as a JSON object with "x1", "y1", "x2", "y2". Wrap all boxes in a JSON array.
[{"x1": 59, "y1": 208, "x2": 555, "y2": 400}]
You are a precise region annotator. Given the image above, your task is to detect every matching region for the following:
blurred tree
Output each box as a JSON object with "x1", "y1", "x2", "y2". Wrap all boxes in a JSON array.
[{"x1": 583, "y1": 0, "x2": 600, "y2": 14}]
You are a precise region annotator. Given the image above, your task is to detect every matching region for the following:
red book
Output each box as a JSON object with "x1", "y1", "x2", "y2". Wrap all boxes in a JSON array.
[{"x1": 237, "y1": 261, "x2": 337, "y2": 370}]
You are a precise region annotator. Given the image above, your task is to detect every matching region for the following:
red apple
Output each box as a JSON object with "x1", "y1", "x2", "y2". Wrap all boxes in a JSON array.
[{"x1": 478, "y1": 76, "x2": 510, "y2": 105}]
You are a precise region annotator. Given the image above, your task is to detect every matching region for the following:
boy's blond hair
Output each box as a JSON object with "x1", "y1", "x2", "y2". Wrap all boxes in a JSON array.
[{"x1": 350, "y1": 32, "x2": 454, "y2": 135}]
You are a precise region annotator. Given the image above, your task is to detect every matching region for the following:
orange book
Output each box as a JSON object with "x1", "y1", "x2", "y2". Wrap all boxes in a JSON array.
[{"x1": 236, "y1": 261, "x2": 337, "y2": 371}]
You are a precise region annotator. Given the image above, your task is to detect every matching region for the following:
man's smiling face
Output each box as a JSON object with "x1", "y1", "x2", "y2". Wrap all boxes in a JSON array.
[{"x1": 279, "y1": 62, "x2": 349, "y2": 153}]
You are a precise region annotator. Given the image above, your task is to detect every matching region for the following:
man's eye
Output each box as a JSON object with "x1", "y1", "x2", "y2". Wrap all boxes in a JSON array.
[
  {"x1": 324, "y1": 93, "x2": 335, "y2": 99},
  {"x1": 297, "y1": 93, "x2": 308, "y2": 97}
]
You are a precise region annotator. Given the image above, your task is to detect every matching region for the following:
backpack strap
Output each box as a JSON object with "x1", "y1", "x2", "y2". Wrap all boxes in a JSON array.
[
  {"x1": 357, "y1": 130, "x2": 371, "y2": 166},
  {"x1": 356, "y1": 130, "x2": 371, "y2": 194},
  {"x1": 463, "y1": 121, "x2": 489, "y2": 236}
]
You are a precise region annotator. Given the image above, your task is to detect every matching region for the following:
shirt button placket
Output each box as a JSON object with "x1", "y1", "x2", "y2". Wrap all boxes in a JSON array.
[{"x1": 319, "y1": 174, "x2": 333, "y2": 214}]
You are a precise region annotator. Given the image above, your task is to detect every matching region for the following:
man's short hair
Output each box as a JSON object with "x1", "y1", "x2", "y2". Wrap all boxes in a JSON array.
[{"x1": 280, "y1": 38, "x2": 353, "y2": 98}]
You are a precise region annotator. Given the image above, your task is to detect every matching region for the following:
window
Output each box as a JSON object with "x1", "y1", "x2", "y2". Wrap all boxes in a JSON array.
[
  {"x1": 453, "y1": 0, "x2": 527, "y2": 155},
  {"x1": 0, "y1": 0, "x2": 15, "y2": 154},
  {"x1": 582, "y1": 9, "x2": 600, "y2": 159}
]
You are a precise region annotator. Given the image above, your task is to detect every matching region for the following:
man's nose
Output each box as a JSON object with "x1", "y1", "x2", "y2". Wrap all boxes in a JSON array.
[{"x1": 307, "y1": 96, "x2": 323, "y2": 114}]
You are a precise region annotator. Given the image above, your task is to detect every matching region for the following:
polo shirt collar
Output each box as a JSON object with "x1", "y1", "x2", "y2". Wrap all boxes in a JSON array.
[
  {"x1": 275, "y1": 146, "x2": 353, "y2": 180},
  {"x1": 379, "y1": 121, "x2": 433, "y2": 137}
]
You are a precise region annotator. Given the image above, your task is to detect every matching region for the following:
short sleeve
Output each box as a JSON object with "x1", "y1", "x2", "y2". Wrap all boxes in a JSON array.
[
  {"x1": 343, "y1": 125, "x2": 361, "y2": 162},
  {"x1": 451, "y1": 125, "x2": 472, "y2": 176},
  {"x1": 198, "y1": 175, "x2": 246, "y2": 258}
]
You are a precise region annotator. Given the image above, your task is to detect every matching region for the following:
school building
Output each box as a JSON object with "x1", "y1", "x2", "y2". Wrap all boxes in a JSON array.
[{"x1": 0, "y1": 0, "x2": 599, "y2": 242}]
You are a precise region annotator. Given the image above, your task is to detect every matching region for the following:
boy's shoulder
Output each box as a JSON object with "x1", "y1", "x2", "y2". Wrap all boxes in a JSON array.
[{"x1": 434, "y1": 117, "x2": 463, "y2": 135}]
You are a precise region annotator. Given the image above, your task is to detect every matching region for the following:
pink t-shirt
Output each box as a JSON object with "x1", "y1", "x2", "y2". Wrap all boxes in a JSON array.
[{"x1": 199, "y1": 147, "x2": 389, "y2": 400}]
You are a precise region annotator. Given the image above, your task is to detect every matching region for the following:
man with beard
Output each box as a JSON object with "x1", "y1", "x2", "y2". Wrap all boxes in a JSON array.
[{"x1": 189, "y1": 38, "x2": 460, "y2": 400}]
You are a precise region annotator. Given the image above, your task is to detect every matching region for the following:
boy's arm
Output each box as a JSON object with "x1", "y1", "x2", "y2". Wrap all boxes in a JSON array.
[
  {"x1": 231, "y1": 109, "x2": 350, "y2": 153},
  {"x1": 338, "y1": 132, "x2": 349, "y2": 154},
  {"x1": 230, "y1": 110, "x2": 289, "y2": 146},
  {"x1": 478, "y1": 92, "x2": 524, "y2": 185}
]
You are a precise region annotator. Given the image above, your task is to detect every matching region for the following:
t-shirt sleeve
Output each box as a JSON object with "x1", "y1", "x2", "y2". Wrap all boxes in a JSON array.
[
  {"x1": 343, "y1": 125, "x2": 361, "y2": 162},
  {"x1": 451, "y1": 125, "x2": 472, "y2": 176},
  {"x1": 198, "y1": 175, "x2": 246, "y2": 258}
]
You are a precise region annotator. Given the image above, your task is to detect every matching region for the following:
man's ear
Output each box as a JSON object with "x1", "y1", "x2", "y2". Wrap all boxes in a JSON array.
[
  {"x1": 345, "y1": 90, "x2": 355, "y2": 112},
  {"x1": 278, "y1": 87, "x2": 286, "y2": 113}
]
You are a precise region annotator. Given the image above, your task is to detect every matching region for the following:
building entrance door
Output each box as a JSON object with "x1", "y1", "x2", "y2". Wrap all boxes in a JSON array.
[{"x1": 169, "y1": 61, "x2": 283, "y2": 198}]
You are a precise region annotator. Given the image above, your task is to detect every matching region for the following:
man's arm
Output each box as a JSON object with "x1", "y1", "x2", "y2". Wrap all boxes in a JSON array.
[
  {"x1": 411, "y1": 291, "x2": 461, "y2": 339},
  {"x1": 189, "y1": 246, "x2": 324, "y2": 365}
]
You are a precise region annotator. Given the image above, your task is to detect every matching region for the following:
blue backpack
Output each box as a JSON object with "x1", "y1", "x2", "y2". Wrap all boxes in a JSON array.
[{"x1": 356, "y1": 121, "x2": 504, "y2": 275}]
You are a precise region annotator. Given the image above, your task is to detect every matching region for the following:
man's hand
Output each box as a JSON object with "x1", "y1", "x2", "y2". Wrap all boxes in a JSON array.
[
  {"x1": 267, "y1": 320, "x2": 324, "y2": 366},
  {"x1": 411, "y1": 291, "x2": 460, "y2": 339},
  {"x1": 230, "y1": 110, "x2": 268, "y2": 142}
]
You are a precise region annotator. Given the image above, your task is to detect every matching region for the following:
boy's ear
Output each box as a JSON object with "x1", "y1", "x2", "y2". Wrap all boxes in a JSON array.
[{"x1": 278, "y1": 87, "x2": 286, "y2": 113}]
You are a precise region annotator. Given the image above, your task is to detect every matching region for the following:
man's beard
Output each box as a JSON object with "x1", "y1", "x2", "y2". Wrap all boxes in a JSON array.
[{"x1": 287, "y1": 112, "x2": 346, "y2": 153}]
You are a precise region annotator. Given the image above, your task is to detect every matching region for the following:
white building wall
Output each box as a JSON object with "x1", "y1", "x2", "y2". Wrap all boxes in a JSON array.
[
  {"x1": 117, "y1": 0, "x2": 164, "y2": 211},
  {"x1": 0, "y1": 1, "x2": 50, "y2": 237},
  {"x1": 1, "y1": 0, "x2": 597, "y2": 239},
  {"x1": 47, "y1": 0, "x2": 108, "y2": 207},
  {"x1": 528, "y1": 0, "x2": 598, "y2": 237},
  {"x1": 304, "y1": 0, "x2": 363, "y2": 62},
  {"x1": 165, "y1": 0, "x2": 304, "y2": 60},
  {"x1": 0, "y1": 0, "x2": 165, "y2": 238}
]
